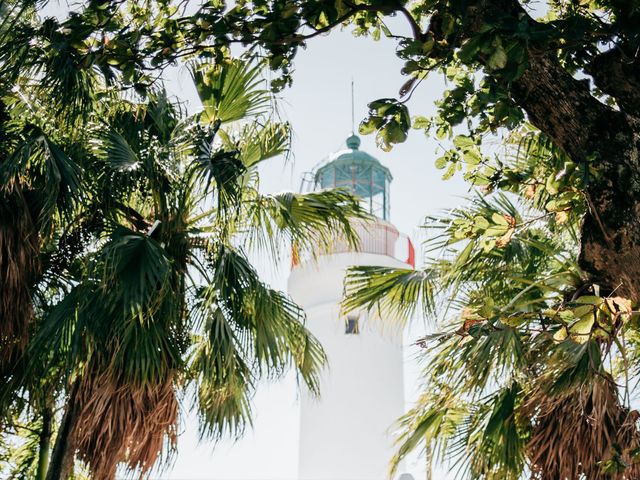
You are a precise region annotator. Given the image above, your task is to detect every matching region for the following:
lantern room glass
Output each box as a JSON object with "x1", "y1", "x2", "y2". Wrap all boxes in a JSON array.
[{"x1": 314, "y1": 135, "x2": 391, "y2": 220}]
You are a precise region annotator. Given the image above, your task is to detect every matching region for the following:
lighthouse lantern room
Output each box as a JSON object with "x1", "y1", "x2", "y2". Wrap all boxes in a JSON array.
[{"x1": 314, "y1": 134, "x2": 392, "y2": 220}]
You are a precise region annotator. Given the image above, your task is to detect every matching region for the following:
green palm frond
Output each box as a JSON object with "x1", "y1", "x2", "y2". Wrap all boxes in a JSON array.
[
  {"x1": 342, "y1": 266, "x2": 435, "y2": 324},
  {"x1": 192, "y1": 59, "x2": 270, "y2": 125},
  {"x1": 32, "y1": 17, "x2": 102, "y2": 121},
  {"x1": 5, "y1": 437, "x2": 38, "y2": 479},
  {"x1": 191, "y1": 123, "x2": 246, "y2": 211},
  {"x1": 0, "y1": 3, "x2": 38, "y2": 93},
  {"x1": 97, "y1": 130, "x2": 141, "y2": 172},
  {"x1": 97, "y1": 226, "x2": 172, "y2": 314},
  {"x1": 0, "y1": 12, "x2": 101, "y2": 121},
  {"x1": 145, "y1": 88, "x2": 184, "y2": 142},
  {"x1": 390, "y1": 386, "x2": 468, "y2": 478},
  {"x1": 40, "y1": 135, "x2": 81, "y2": 210},
  {"x1": 238, "y1": 120, "x2": 291, "y2": 167},
  {"x1": 26, "y1": 283, "x2": 87, "y2": 370},
  {"x1": 218, "y1": 245, "x2": 324, "y2": 377},
  {"x1": 0, "y1": 416, "x2": 40, "y2": 479},
  {"x1": 245, "y1": 189, "x2": 368, "y2": 257},
  {"x1": 0, "y1": 2, "x2": 36, "y2": 43},
  {"x1": 392, "y1": 380, "x2": 526, "y2": 480},
  {"x1": 190, "y1": 320, "x2": 254, "y2": 440},
  {"x1": 3, "y1": 125, "x2": 82, "y2": 230},
  {"x1": 421, "y1": 321, "x2": 525, "y2": 394},
  {"x1": 189, "y1": 244, "x2": 325, "y2": 438},
  {"x1": 112, "y1": 311, "x2": 182, "y2": 386},
  {"x1": 457, "y1": 384, "x2": 525, "y2": 480}
]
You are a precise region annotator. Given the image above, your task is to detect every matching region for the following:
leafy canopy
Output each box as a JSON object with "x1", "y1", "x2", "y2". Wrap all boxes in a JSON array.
[{"x1": 3, "y1": 1, "x2": 640, "y2": 478}]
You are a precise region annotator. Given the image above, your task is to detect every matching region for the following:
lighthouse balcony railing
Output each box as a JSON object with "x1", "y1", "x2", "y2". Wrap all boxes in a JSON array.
[{"x1": 291, "y1": 219, "x2": 415, "y2": 269}]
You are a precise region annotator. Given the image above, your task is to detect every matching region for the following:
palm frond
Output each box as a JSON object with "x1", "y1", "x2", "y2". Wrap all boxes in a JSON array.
[
  {"x1": 97, "y1": 226, "x2": 172, "y2": 315},
  {"x1": 342, "y1": 266, "x2": 435, "y2": 325},
  {"x1": 0, "y1": 416, "x2": 40, "y2": 479},
  {"x1": 96, "y1": 130, "x2": 141, "y2": 172},
  {"x1": 189, "y1": 311, "x2": 254, "y2": 440},
  {"x1": 206, "y1": 244, "x2": 326, "y2": 384},
  {"x1": 191, "y1": 123, "x2": 246, "y2": 213},
  {"x1": 188, "y1": 243, "x2": 326, "y2": 439},
  {"x1": 192, "y1": 59, "x2": 270, "y2": 125},
  {"x1": 390, "y1": 385, "x2": 468, "y2": 478},
  {"x1": 3, "y1": 125, "x2": 82, "y2": 231},
  {"x1": 245, "y1": 189, "x2": 369, "y2": 258},
  {"x1": 468, "y1": 383, "x2": 525, "y2": 479},
  {"x1": 238, "y1": 120, "x2": 291, "y2": 167}
]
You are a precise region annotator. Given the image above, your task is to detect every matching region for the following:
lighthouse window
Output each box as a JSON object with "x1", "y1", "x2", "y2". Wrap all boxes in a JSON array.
[{"x1": 345, "y1": 316, "x2": 359, "y2": 334}]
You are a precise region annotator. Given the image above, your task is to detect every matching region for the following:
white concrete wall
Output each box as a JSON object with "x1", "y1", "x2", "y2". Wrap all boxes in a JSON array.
[{"x1": 289, "y1": 252, "x2": 408, "y2": 480}]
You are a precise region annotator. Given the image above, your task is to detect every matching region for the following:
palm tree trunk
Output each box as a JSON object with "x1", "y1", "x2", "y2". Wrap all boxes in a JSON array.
[
  {"x1": 35, "y1": 406, "x2": 52, "y2": 480},
  {"x1": 46, "y1": 383, "x2": 79, "y2": 480}
]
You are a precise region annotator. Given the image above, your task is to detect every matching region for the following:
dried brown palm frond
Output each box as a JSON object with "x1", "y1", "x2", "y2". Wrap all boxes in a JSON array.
[
  {"x1": 72, "y1": 366, "x2": 178, "y2": 480},
  {"x1": 523, "y1": 376, "x2": 640, "y2": 480},
  {"x1": 0, "y1": 183, "x2": 39, "y2": 371}
]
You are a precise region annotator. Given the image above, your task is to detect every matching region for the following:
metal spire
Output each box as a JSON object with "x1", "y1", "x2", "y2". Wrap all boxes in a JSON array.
[{"x1": 351, "y1": 78, "x2": 355, "y2": 134}]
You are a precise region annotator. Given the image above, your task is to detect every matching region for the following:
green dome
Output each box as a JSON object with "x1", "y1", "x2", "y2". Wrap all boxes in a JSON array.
[
  {"x1": 346, "y1": 134, "x2": 361, "y2": 149},
  {"x1": 314, "y1": 134, "x2": 392, "y2": 220}
]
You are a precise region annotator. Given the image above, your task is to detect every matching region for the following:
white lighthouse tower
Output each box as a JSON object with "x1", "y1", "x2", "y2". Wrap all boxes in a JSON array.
[{"x1": 288, "y1": 133, "x2": 415, "y2": 480}]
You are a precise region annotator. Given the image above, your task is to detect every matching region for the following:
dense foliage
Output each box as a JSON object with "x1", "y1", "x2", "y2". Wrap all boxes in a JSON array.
[
  {"x1": 346, "y1": 130, "x2": 639, "y2": 479},
  {"x1": 323, "y1": 1, "x2": 639, "y2": 478},
  {"x1": 2, "y1": 0, "x2": 640, "y2": 478},
  {"x1": 0, "y1": 3, "x2": 367, "y2": 479}
]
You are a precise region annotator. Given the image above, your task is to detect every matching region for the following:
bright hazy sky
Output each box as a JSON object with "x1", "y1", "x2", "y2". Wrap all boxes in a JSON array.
[{"x1": 44, "y1": 3, "x2": 471, "y2": 478}]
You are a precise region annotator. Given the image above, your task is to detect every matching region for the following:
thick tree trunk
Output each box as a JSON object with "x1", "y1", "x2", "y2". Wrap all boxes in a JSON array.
[
  {"x1": 36, "y1": 407, "x2": 52, "y2": 480},
  {"x1": 509, "y1": 51, "x2": 640, "y2": 299},
  {"x1": 46, "y1": 384, "x2": 79, "y2": 480},
  {"x1": 578, "y1": 148, "x2": 640, "y2": 301}
]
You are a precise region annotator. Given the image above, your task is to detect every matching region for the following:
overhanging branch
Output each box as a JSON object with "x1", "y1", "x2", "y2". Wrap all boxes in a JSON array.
[{"x1": 586, "y1": 48, "x2": 640, "y2": 116}]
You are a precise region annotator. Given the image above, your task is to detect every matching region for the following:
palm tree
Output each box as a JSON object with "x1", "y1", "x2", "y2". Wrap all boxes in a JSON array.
[
  {"x1": 0, "y1": 54, "x2": 366, "y2": 480},
  {"x1": 0, "y1": 4, "x2": 97, "y2": 478},
  {"x1": 0, "y1": 3, "x2": 366, "y2": 477},
  {"x1": 344, "y1": 127, "x2": 640, "y2": 479}
]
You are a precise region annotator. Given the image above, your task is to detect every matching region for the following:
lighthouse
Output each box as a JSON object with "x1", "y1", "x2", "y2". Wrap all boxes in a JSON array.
[{"x1": 288, "y1": 133, "x2": 415, "y2": 480}]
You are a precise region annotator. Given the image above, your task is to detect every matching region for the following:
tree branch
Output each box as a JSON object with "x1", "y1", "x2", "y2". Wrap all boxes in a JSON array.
[
  {"x1": 269, "y1": 2, "x2": 423, "y2": 47},
  {"x1": 586, "y1": 48, "x2": 640, "y2": 116},
  {"x1": 508, "y1": 49, "x2": 625, "y2": 162},
  {"x1": 459, "y1": 0, "x2": 628, "y2": 163},
  {"x1": 396, "y1": 5, "x2": 423, "y2": 40}
]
